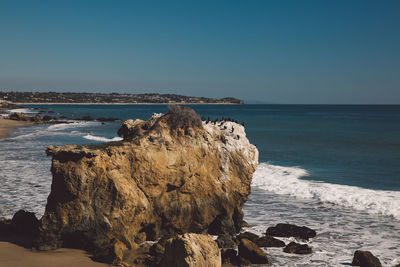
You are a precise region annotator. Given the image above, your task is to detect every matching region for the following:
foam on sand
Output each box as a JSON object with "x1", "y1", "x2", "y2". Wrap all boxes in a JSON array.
[{"x1": 252, "y1": 162, "x2": 400, "y2": 219}]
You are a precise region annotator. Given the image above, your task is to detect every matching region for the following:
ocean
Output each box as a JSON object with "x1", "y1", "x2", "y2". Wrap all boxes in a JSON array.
[{"x1": 1, "y1": 104, "x2": 399, "y2": 266}]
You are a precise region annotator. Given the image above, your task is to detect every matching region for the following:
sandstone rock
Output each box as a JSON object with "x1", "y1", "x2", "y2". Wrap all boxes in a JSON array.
[
  {"x1": 237, "y1": 231, "x2": 260, "y2": 243},
  {"x1": 34, "y1": 106, "x2": 258, "y2": 265},
  {"x1": 216, "y1": 233, "x2": 237, "y2": 248},
  {"x1": 266, "y1": 223, "x2": 316, "y2": 240},
  {"x1": 148, "y1": 237, "x2": 168, "y2": 265},
  {"x1": 256, "y1": 235, "x2": 285, "y2": 247},
  {"x1": 351, "y1": 250, "x2": 382, "y2": 267},
  {"x1": 238, "y1": 238, "x2": 268, "y2": 264},
  {"x1": 283, "y1": 241, "x2": 312, "y2": 254},
  {"x1": 160, "y1": 233, "x2": 221, "y2": 267}
]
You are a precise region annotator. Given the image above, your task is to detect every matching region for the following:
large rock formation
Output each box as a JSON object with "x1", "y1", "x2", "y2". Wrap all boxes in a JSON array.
[{"x1": 34, "y1": 106, "x2": 258, "y2": 265}]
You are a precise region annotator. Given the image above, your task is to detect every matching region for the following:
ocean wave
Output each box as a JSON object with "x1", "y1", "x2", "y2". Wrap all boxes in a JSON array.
[
  {"x1": 47, "y1": 121, "x2": 99, "y2": 131},
  {"x1": 83, "y1": 134, "x2": 123, "y2": 142},
  {"x1": 253, "y1": 162, "x2": 400, "y2": 219},
  {"x1": 8, "y1": 108, "x2": 37, "y2": 114}
]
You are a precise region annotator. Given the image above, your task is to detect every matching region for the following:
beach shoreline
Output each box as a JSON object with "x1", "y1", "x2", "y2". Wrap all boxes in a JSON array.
[
  {"x1": 0, "y1": 118, "x2": 32, "y2": 139},
  {"x1": 0, "y1": 242, "x2": 109, "y2": 267}
]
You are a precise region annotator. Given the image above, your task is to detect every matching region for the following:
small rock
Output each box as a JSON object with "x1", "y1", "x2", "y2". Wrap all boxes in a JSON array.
[
  {"x1": 97, "y1": 117, "x2": 120, "y2": 122},
  {"x1": 79, "y1": 115, "x2": 94, "y2": 121},
  {"x1": 31, "y1": 114, "x2": 42, "y2": 123},
  {"x1": 216, "y1": 233, "x2": 236, "y2": 248},
  {"x1": 11, "y1": 210, "x2": 38, "y2": 235},
  {"x1": 42, "y1": 115, "x2": 53, "y2": 121},
  {"x1": 238, "y1": 238, "x2": 268, "y2": 264},
  {"x1": 221, "y1": 248, "x2": 238, "y2": 264},
  {"x1": 8, "y1": 113, "x2": 30, "y2": 121},
  {"x1": 256, "y1": 235, "x2": 285, "y2": 247},
  {"x1": 160, "y1": 233, "x2": 221, "y2": 267},
  {"x1": 266, "y1": 223, "x2": 316, "y2": 240},
  {"x1": 237, "y1": 231, "x2": 259, "y2": 243},
  {"x1": 283, "y1": 241, "x2": 312, "y2": 254},
  {"x1": 351, "y1": 250, "x2": 382, "y2": 267}
]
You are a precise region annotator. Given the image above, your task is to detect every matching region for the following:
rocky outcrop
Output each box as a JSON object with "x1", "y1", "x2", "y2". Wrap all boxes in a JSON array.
[
  {"x1": 283, "y1": 241, "x2": 312, "y2": 254},
  {"x1": 238, "y1": 238, "x2": 268, "y2": 264},
  {"x1": 34, "y1": 106, "x2": 258, "y2": 265},
  {"x1": 216, "y1": 233, "x2": 237, "y2": 248},
  {"x1": 256, "y1": 235, "x2": 285, "y2": 247},
  {"x1": 160, "y1": 233, "x2": 221, "y2": 267},
  {"x1": 351, "y1": 250, "x2": 382, "y2": 267},
  {"x1": 266, "y1": 223, "x2": 316, "y2": 240}
]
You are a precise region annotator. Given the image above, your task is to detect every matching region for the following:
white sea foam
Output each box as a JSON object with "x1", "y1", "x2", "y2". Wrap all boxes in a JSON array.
[
  {"x1": 83, "y1": 134, "x2": 123, "y2": 142},
  {"x1": 8, "y1": 108, "x2": 37, "y2": 114},
  {"x1": 46, "y1": 121, "x2": 99, "y2": 131},
  {"x1": 252, "y1": 162, "x2": 400, "y2": 220}
]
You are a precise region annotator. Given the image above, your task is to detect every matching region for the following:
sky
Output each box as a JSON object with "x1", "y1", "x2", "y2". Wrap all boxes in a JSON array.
[{"x1": 0, "y1": 0, "x2": 399, "y2": 104}]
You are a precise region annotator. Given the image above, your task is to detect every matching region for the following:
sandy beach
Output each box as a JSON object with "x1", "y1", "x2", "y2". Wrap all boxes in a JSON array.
[
  {"x1": 0, "y1": 242, "x2": 109, "y2": 267},
  {"x1": 0, "y1": 118, "x2": 31, "y2": 139}
]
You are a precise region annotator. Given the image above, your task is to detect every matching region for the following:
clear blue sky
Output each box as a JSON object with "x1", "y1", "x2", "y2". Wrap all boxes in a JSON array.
[{"x1": 0, "y1": 0, "x2": 399, "y2": 104}]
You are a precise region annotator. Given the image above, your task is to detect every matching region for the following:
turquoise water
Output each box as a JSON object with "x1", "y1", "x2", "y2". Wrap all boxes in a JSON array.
[{"x1": 1, "y1": 104, "x2": 400, "y2": 266}]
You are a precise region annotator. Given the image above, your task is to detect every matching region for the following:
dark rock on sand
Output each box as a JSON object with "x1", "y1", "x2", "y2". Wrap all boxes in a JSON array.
[
  {"x1": 283, "y1": 241, "x2": 312, "y2": 254},
  {"x1": 238, "y1": 238, "x2": 268, "y2": 264},
  {"x1": 256, "y1": 235, "x2": 285, "y2": 247},
  {"x1": 216, "y1": 233, "x2": 237, "y2": 248},
  {"x1": 266, "y1": 223, "x2": 316, "y2": 240},
  {"x1": 351, "y1": 250, "x2": 382, "y2": 267},
  {"x1": 11, "y1": 210, "x2": 39, "y2": 235}
]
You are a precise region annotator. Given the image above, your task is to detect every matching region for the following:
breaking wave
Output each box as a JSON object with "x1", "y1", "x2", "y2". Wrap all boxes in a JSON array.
[
  {"x1": 252, "y1": 162, "x2": 400, "y2": 219},
  {"x1": 83, "y1": 134, "x2": 123, "y2": 142}
]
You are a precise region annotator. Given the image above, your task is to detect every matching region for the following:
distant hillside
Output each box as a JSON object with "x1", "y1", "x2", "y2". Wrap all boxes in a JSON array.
[{"x1": 0, "y1": 92, "x2": 244, "y2": 104}]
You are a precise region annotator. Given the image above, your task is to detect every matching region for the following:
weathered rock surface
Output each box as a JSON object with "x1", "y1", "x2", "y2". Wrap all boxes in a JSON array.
[
  {"x1": 237, "y1": 231, "x2": 260, "y2": 243},
  {"x1": 221, "y1": 248, "x2": 238, "y2": 265},
  {"x1": 283, "y1": 241, "x2": 312, "y2": 254},
  {"x1": 160, "y1": 233, "x2": 221, "y2": 267},
  {"x1": 266, "y1": 223, "x2": 316, "y2": 240},
  {"x1": 34, "y1": 106, "x2": 258, "y2": 265},
  {"x1": 216, "y1": 233, "x2": 237, "y2": 248},
  {"x1": 256, "y1": 235, "x2": 285, "y2": 247},
  {"x1": 238, "y1": 238, "x2": 268, "y2": 264},
  {"x1": 351, "y1": 250, "x2": 382, "y2": 267}
]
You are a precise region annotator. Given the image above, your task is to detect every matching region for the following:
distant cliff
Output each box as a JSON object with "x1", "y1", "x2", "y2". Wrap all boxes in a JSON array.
[
  {"x1": 34, "y1": 106, "x2": 257, "y2": 265},
  {"x1": 0, "y1": 92, "x2": 244, "y2": 104}
]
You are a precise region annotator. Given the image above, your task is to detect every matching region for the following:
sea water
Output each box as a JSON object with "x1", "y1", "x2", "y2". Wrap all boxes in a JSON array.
[{"x1": 0, "y1": 104, "x2": 399, "y2": 266}]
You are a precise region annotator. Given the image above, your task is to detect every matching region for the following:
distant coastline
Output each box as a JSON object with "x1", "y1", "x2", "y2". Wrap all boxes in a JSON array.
[
  {"x1": 1, "y1": 92, "x2": 244, "y2": 105},
  {"x1": 16, "y1": 102, "x2": 240, "y2": 105}
]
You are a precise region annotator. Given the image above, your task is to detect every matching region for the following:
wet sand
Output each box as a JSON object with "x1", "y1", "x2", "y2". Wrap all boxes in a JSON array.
[
  {"x1": 0, "y1": 242, "x2": 109, "y2": 267},
  {"x1": 0, "y1": 118, "x2": 31, "y2": 139}
]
